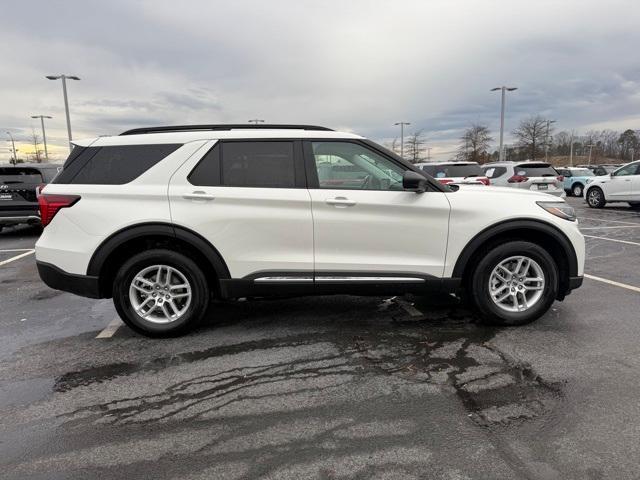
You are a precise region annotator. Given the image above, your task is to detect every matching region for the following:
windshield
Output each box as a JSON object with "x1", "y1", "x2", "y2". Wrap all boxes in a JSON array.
[
  {"x1": 0, "y1": 167, "x2": 44, "y2": 184},
  {"x1": 514, "y1": 164, "x2": 557, "y2": 177},
  {"x1": 570, "y1": 168, "x2": 594, "y2": 177},
  {"x1": 420, "y1": 163, "x2": 483, "y2": 178}
]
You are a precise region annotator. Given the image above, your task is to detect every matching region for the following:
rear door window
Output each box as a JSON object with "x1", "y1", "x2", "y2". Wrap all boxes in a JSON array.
[
  {"x1": 55, "y1": 144, "x2": 181, "y2": 185},
  {"x1": 220, "y1": 141, "x2": 297, "y2": 188}
]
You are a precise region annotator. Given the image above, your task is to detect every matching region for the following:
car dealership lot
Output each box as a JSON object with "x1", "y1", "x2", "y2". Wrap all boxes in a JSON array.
[{"x1": 1, "y1": 198, "x2": 640, "y2": 479}]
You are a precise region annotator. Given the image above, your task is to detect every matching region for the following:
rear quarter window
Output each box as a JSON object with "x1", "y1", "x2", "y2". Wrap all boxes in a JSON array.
[
  {"x1": 515, "y1": 164, "x2": 557, "y2": 177},
  {"x1": 53, "y1": 144, "x2": 181, "y2": 185},
  {"x1": 483, "y1": 166, "x2": 506, "y2": 179}
]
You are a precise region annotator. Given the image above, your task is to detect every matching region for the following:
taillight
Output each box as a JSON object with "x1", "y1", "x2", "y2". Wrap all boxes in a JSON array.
[
  {"x1": 38, "y1": 194, "x2": 80, "y2": 227},
  {"x1": 556, "y1": 175, "x2": 564, "y2": 182},
  {"x1": 478, "y1": 177, "x2": 490, "y2": 186},
  {"x1": 508, "y1": 175, "x2": 529, "y2": 183},
  {"x1": 438, "y1": 179, "x2": 454, "y2": 185},
  {"x1": 36, "y1": 183, "x2": 46, "y2": 198}
]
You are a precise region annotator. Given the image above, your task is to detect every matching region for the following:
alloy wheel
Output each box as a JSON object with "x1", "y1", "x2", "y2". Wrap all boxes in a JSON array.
[
  {"x1": 488, "y1": 255, "x2": 545, "y2": 313},
  {"x1": 129, "y1": 265, "x2": 192, "y2": 324}
]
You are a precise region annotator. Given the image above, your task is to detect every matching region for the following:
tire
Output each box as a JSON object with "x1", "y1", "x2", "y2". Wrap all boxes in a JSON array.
[
  {"x1": 469, "y1": 241, "x2": 559, "y2": 326},
  {"x1": 629, "y1": 203, "x2": 640, "y2": 210},
  {"x1": 572, "y1": 183, "x2": 584, "y2": 197},
  {"x1": 586, "y1": 187, "x2": 606, "y2": 208},
  {"x1": 112, "y1": 249, "x2": 210, "y2": 337}
]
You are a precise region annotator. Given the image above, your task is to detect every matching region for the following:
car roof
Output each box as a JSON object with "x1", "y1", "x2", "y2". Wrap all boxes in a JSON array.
[
  {"x1": 415, "y1": 161, "x2": 479, "y2": 166},
  {"x1": 74, "y1": 125, "x2": 364, "y2": 147},
  {"x1": 483, "y1": 161, "x2": 551, "y2": 167}
]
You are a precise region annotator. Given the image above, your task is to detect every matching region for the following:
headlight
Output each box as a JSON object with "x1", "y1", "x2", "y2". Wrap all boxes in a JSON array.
[{"x1": 536, "y1": 201, "x2": 577, "y2": 221}]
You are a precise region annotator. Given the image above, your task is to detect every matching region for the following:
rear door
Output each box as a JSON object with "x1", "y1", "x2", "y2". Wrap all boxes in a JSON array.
[
  {"x1": 168, "y1": 140, "x2": 313, "y2": 279},
  {"x1": 0, "y1": 167, "x2": 43, "y2": 216},
  {"x1": 515, "y1": 163, "x2": 562, "y2": 194},
  {"x1": 305, "y1": 140, "x2": 450, "y2": 279}
]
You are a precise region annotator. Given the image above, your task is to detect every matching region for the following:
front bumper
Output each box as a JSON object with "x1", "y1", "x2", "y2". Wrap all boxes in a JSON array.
[{"x1": 36, "y1": 261, "x2": 101, "y2": 299}]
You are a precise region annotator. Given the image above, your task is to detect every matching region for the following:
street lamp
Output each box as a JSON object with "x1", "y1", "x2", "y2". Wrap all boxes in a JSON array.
[
  {"x1": 545, "y1": 120, "x2": 556, "y2": 161},
  {"x1": 5, "y1": 131, "x2": 17, "y2": 165},
  {"x1": 586, "y1": 143, "x2": 596, "y2": 165},
  {"x1": 490, "y1": 86, "x2": 517, "y2": 162},
  {"x1": 31, "y1": 115, "x2": 53, "y2": 160},
  {"x1": 46, "y1": 74, "x2": 80, "y2": 151},
  {"x1": 248, "y1": 119, "x2": 265, "y2": 125},
  {"x1": 394, "y1": 122, "x2": 411, "y2": 159}
]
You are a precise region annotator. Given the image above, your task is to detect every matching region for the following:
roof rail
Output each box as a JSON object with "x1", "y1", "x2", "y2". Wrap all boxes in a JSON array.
[{"x1": 120, "y1": 124, "x2": 333, "y2": 136}]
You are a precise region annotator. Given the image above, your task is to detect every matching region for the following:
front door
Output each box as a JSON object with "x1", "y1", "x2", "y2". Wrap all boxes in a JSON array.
[
  {"x1": 608, "y1": 162, "x2": 639, "y2": 200},
  {"x1": 305, "y1": 140, "x2": 450, "y2": 280}
]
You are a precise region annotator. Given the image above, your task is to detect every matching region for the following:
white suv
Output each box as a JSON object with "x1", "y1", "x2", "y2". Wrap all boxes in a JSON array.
[
  {"x1": 584, "y1": 160, "x2": 640, "y2": 209},
  {"x1": 36, "y1": 125, "x2": 585, "y2": 336}
]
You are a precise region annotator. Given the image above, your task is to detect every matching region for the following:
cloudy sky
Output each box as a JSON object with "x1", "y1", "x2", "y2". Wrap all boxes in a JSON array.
[{"x1": 1, "y1": 0, "x2": 639, "y2": 162}]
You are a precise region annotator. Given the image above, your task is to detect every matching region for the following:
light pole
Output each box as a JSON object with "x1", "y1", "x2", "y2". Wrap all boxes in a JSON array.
[
  {"x1": 426, "y1": 147, "x2": 432, "y2": 161},
  {"x1": 31, "y1": 115, "x2": 53, "y2": 160},
  {"x1": 586, "y1": 143, "x2": 595, "y2": 165},
  {"x1": 490, "y1": 86, "x2": 517, "y2": 162},
  {"x1": 544, "y1": 120, "x2": 556, "y2": 161},
  {"x1": 394, "y1": 122, "x2": 410, "y2": 159},
  {"x1": 569, "y1": 134, "x2": 577, "y2": 167},
  {"x1": 6, "y1": 131, "x2": 17, "y2": 165},
  {"x1": 46, "y1": 75, "x2": 80, "y2": 151}
]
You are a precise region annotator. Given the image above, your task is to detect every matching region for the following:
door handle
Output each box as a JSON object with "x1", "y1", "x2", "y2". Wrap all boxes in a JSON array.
[
  {"x1": 183, "y1": 191, "x2": 215, "y2": 201},
  {"x1": 326, "y1": 196, "x2": 356, "y2": 207}
]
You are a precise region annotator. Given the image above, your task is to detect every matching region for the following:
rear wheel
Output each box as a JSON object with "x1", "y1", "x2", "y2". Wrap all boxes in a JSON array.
[
  {"x1": 469, "y1": 241, "x2": 559, "y2": 326},
  {"x1": 113, "y1": 249, "x2": 210, "y2": 337},
  {"x1": 587, "y1": 187, "x2": 606, "y2": 208},
  {"x1": 572, "y1": 183, "x2": 584, "y2": 197}
]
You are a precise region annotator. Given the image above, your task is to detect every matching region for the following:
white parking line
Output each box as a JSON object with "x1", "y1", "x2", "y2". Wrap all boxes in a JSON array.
[
  {"x1": 580, "y1": 225, "x2": 640, "y2": 230},
  {"x1": 578, "y1": 216, "x2": 640, "y2": 226},
  {"x1": 395, "y1": 298, "x2": 423, "y2": 317},
  {"x1": 0, "y1": 248, "x2": 36, "y2": 253},
  {"x1": 0, "y1": 250, "x2": 35, "y2": 266},
  {"x1": 95, "y1": 317, "x2": 123, "y2": 338},
  {"x1": 584, "y1": 274, "x2": 640, "y2": 294},
  {"x1": 583, "y1": 235, "x2": 640, "y2": 247}
]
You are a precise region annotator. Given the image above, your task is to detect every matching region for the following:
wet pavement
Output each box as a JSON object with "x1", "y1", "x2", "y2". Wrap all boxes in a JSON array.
[{"x1": 1, "y1": 197, "x2": 640, "y2": 479}]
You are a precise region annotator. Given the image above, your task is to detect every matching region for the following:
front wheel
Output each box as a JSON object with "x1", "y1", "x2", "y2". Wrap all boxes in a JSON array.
[
  {"x1": 469, "y1": 241, "x2": 559, "y2": 326},
  {"x1": 586, "y1": 187, "x2": 606, "y2": 208},
  {"x1": 113, "y1": 249, "x2": 210, "y2": 337}
]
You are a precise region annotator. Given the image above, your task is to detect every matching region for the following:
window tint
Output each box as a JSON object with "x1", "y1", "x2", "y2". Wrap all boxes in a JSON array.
[
  {"x1": 311, "y1": 141, "x2": 405, "y2": 190},
  {"x1": 53, "y1": 147, "x2": 100, "y2": 183},
  {"x1": 420, "y1": 163, "x2": 483, "y2": 178},
  {"x1": 613, "y1": 163, "x2": 640, "y2": 177},
  {"x1": 0, "y1": 167, "x2": 44, "y2": 184},
  {"x1": 221, "y1": 142, "x2": 296, "y2": 188},
  {"x1": 188, "y1": 144, "x2": 221, "y2": 186},
  {"x1": 514, "y1": 164, "x2": 557, "y2": 177},
  {"x1": 483, "y1": 166, "x2": 506, "y2": 179},
  {"x1": 571, "y1": 168, "x2": 594, "y2": 177},
  {"x1": 60, "y1": 144, "x2": 181, "y2": 185}
]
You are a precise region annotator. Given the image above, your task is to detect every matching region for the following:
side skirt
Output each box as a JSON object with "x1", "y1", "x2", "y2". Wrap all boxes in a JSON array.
[{"x1": 219, "y1": 271, "x2": 462, "y2": 299}]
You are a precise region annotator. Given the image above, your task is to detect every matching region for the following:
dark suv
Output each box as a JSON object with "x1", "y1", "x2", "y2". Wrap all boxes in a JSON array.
[{"x1": 0, "y1": 163, "x2": 61, "y2": 232}]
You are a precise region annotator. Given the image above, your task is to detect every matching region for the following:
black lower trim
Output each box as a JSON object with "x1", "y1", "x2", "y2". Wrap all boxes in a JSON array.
[
  {"x1": 219, "y1": 271, "x2": 462, "y2": 299},
  {"x1": 569, "y1": 276, "x2": 584, "y2": 290},
  {"x1": 37, "y1": 261, "x2": 101, "y2": 299}
]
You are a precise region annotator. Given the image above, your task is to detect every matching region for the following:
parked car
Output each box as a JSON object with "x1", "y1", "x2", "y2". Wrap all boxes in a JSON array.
[
  {"x1": 584, "y1": 160, "x2": 640, "y2": 209},
  {"x1": 0, "y1": 163, "x2": 62, "y2": 232},
  {"x1": 578, "y1": 164, "x2": 621, "y2": 176},
  {"x1": 555, "y1": 167, "x2": 595, "y2": 197},
  {"x1": 415, "y1": 161, "x2": 490, "y2": 185},
  {"x1": 482, "y1": 161, "x2": 565, "y2": 197},
  {"x1": 35, "y1": 124, "x2": 584, "y2": 336}
]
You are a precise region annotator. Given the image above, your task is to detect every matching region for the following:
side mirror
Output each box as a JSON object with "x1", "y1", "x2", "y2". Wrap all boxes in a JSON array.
[{"x1": 403, "y1": 171, "x2": 427, "y2": 193}]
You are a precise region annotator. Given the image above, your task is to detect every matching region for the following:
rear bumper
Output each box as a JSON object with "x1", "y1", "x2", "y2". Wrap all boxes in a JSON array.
[
  {"x1": 36, "y1": 261, "x2": 101, "y2": 299},
  {"x1": 0, "y1": 211, "x2": 40, "y2": 226},
  {"x1": 569, "y1": 276, "x2": 584, "y2": 290}
]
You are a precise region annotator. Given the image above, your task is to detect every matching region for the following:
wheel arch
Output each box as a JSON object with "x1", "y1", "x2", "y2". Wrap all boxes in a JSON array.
[
  {"x1": 452, "y1": 219, "x2": 578, "y2": 299},
  {"x1": 88, "y1": 222, "x2": 231, "y2": 298}
]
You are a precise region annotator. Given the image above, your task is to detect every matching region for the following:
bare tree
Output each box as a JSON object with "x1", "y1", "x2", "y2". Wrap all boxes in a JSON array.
[
  {"x1": 618, "y1": 129, "x2": 639, "y2": 161},
  {"x1": 30, "y1": 128, "x2": 43, "y2": 163},
  {"x1": 457, "y1": 124, "x2": 493, "y2": 163},
  {"x1": 404, "y1": 130, "x2": 427, "y2": 163},
  {"x1": 384, "y1": 137, "x2": 401, "y2": 156},
  {"x1": 512, "y1": 115, "x2": 550, "y2": 161}
]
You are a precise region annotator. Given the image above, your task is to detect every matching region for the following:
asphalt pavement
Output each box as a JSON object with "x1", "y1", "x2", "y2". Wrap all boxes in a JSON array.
[{"x1": 1, "y1": 197, "x2": 640, "y2": 479}]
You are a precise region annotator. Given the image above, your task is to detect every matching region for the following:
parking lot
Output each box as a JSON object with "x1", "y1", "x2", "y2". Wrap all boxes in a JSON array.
[{"x1": 1, "y1": 197, "x2": 640, "y2": 479}]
